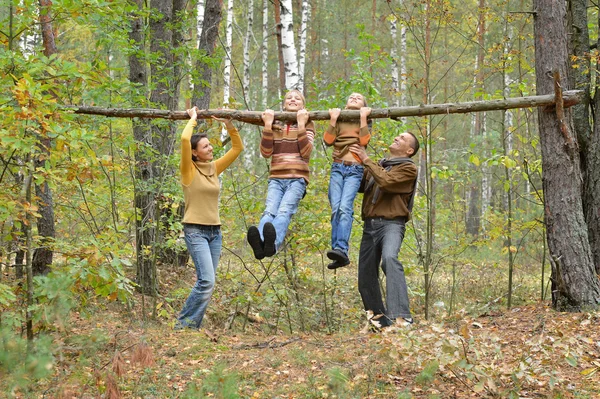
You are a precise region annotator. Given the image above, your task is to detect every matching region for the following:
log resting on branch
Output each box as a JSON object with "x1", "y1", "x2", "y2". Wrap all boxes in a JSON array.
[{"x1": 64, "y1": 90, "x2": 584, "y2": 126}]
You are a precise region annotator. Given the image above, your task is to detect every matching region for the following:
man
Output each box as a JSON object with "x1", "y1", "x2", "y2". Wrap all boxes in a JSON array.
[{"x1": 349, "y1": 131, "x2": 420, "y2": 329}]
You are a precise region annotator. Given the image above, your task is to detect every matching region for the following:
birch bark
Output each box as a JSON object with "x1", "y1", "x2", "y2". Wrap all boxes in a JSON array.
[{"x1": 279, "y1": 0, "x2": 300, "y2": 90}]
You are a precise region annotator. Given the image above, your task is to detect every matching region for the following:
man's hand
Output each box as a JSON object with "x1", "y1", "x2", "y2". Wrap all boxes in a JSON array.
[{"x1": 349, "y1": 144, "x2": 369, "y2": 163}]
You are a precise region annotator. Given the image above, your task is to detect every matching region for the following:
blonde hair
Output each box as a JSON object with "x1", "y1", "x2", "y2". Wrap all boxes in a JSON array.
[{"x1": 282, "y1": 89, "x2": 306, "y2": 111}]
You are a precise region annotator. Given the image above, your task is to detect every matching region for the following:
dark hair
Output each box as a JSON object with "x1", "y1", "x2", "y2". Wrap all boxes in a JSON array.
[
  {"x1": 407, "y1": 132, "x2": 420, "y2": 157},
  {"x1": 191, "y1": 133, "x2": 208, "y2": 161}
]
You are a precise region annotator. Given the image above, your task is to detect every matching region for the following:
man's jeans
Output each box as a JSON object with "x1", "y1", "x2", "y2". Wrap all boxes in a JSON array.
[
  {"x1": 358, "y1": 217, "x2": 412, "y2": 321},
  {"x1": 258, "y1": 178, "x2": 306, "y2": 251},
  {"x1": 177, "y1": 224, "x2": 222, "y2": 329},
  {"x1": 328, "y1": 162, "x2": 364, "y2": 255}
]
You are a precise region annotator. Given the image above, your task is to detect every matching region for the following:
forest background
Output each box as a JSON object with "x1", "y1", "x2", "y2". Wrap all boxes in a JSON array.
[{"x1": 1, "y1": 0, "x2": 599, "y2": 397}]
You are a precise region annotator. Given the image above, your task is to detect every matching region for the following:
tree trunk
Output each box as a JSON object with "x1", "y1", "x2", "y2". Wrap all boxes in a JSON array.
[
  {"x1": 273, "y1": 0, "x2": 287, "y2": 93},
  {"x1": 193, "y1": 0, "x2": 223, "y2": 110},
  {"x1": 298, "y1": 0, "x2": 310, "y2": 93},
  {"x1": 533, "y1": 0, "x2": 600, "y2": 310},
  {"x1": 128, "y1": 0, "x2": 154, "y2": 295},
  {"x1": 279, "y1": 0, "x2": 300, "y2": 90},
  {"x1": 223, "y1": 0, "x2": 234, "y2": 108},
  {"x1": 197, "y1": 0, "x2": 206, "y2": 43},
  {"x1": 243, "y1": 0, "x2": 254, "y2": 105},
  {"x1": 34, "y1": 0, "x2": 57, "y2": 276},
  {"x1": 567, "y1": 0, "x2": 600, "y2": 274},
  {"x1": 467, "y1": 0, "x2": 486, "y2": 236},
  {"x1": 390, "y1": 16, "x2": 399, "y2": 107},
  {"x1": 400, "y1": 23, "x2": 407, "y2": 123},
  {"x1": 262, "y1": 0, "x2": 269, "y2": 109}
]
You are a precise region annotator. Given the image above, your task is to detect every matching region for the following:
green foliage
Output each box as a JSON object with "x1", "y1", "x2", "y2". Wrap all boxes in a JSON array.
[
  {"x1": 327, "y1": 367, "x2": 350, "y2": 397},
  {"x1": 0, "y1": 282, "x2": 17, "y2": 307},
  {"x1": 416, "y1": 360, "x2": 439, "y2": 386},
  {"x1": 199, "y1": 363, "x2": 240, "y2": 399},
  {"x1": 0, "y1": 326, "x2": 54, "y2": 391}
]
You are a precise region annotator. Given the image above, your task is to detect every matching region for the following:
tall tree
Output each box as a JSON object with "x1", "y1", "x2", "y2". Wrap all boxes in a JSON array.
[
  {"x1": 34, "y1": 0, "x2": 57, "y2": 276},
  {"x1": 193, "y1": 0, "x2": 223, "y2": 110},
  {"x1": 243, "y1": 0, "x2": 254, "y2": 106},
  {"x1": 127, "y1": 0, "x2": 187, "y2": 294},
  {"x1": 390, "y1": 15, "x2": 399, "y2": 107},
  {"x1": 466, "y1": 0, "x2": 486, "y2": 236},
  {"x1": 278, "y1": 0, "x2": 300, "y2": 90},
  {"x1": 566, "y1": 0, "x2": 600, "y2": 275},
  {"x1": 223, "y1": 0, "x2": 234, "y2": 109},
  {"x1": 298, "y1": 0, "x2": 310, "y2": 92},
  {"x1": 262, "y1": 0, "x2": 269, "y2": 109},
  {"x1": 533, "y1": 0, "x2": 600, "y2": 310}
]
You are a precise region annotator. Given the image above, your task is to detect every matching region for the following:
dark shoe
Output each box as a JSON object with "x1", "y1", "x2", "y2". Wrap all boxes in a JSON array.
[
  {"x1": 368, "y1": 313, "x2": 390, "y2": 331},
  {"x1": 263, "y1": 222, "x2": 277, "y2": 257},
  {"x1": 247, "y1": 226, "x2": 265, "y2": 260},
  {"x1": 327, "y1": 258, "x2": 350, "y2": 270},
  {"x1": 327, "y1": 249, "x2": 349, "y2": 263}
]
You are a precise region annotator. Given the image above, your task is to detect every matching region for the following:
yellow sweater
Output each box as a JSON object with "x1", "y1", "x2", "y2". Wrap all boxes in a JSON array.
[{"x1": 180, "y1": 119, "x2": 243, "y2": 225}]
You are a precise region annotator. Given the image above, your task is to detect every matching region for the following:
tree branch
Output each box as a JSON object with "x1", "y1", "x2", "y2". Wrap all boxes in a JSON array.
[{"x1": 62, "y1": 90, "x2": 584, "y2": 126}]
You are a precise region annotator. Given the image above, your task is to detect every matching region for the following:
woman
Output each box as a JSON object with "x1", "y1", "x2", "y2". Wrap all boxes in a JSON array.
[
  {"x1": 246, "y1": 90, "x2": 315, "y2": 259},
  {"x1": 175, "y1": 106, "x2": 243, "y2": 329}
]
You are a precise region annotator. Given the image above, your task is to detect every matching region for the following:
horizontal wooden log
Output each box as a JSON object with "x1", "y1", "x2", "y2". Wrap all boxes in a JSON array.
[{"x1": 63, "y1": 90, "x2": 584, "y2": 125}]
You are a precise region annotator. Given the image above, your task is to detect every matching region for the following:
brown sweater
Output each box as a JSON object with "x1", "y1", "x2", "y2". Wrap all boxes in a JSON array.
[
  {"x1": 180, "y1": 119, "x2": 243, "y2": 225},
  {"x1": 359, "y1": 158, "x2": 418, "y2": 220},
  {"x1": 260, "y1": 121, "x2": 315, "y2": 183},
  {"x1": 323, "y1": 121, "x2": 371, "y2": 159}
]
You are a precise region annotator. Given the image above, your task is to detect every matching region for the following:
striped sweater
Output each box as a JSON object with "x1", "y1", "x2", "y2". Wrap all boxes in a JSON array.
[{"x1": 260, "y1": 121, "x2": 315, "y2": 183}]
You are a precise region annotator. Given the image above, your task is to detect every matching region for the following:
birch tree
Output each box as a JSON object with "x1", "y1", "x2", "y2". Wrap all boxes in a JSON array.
[
  {"x1": 223, "y1": 0, "x2": 234, "y2": 107},
  {"x1": 197, "y1": 0, "x2": 205, "y2": 44},
  {"x1": 298, "y1": 0, "x2": 310, "y2": 92},
  {"x1": 390, "y1": 16, "x2": 400, "y2": 107},
  {"x1": 262, "y1": 0, "x2": 269, "y2": 109},
  {"x1": 279, "y1": 0, "x2": 300, "y2": 90},
  {"x1": 243, "y1": 0, "x2": 254, "y2": 106}
]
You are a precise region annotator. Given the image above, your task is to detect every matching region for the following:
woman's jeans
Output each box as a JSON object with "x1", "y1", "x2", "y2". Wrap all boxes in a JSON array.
[
  {"x1": 328, "y1": 162, "x2": 364, "y2": 255},
  {"x1": 176, "y1": 224, "x2": 222, "y2": 329},
  {"x1": 358, "y1": 217, "x2": 412, "y2": 321},
  {"x1": 258, "y1": 178, "x2": 306, "y2": 251}
]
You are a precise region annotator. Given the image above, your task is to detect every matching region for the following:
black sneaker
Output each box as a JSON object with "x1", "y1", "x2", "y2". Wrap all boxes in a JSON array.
[
  {"x1": 327, "y1": 258, "x2": 350, "y2": 270},
  {"x1": 327, "y1": 249, "x2": 349, "y2": 264},
  {"x1": 247, "y1": 226, "x2": 265, "y2": 260},
  {"x1": 263, "y1": 222, "x2": 277, "y2": 257}
]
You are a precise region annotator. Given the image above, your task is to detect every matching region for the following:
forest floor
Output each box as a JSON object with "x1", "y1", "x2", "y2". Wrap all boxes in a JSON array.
[
  {"x1": 29, "y1": 296, "x2": 599, "y2": 398},
  {"x1": 4, "y1": 260, "x2": 598, "y2": 399}
]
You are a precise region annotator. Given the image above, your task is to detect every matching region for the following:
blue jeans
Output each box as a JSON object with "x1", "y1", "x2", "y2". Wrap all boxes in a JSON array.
[
  {"x1": 258, "y1": 178, "x2": 306, "y2": 252},
  {"x1": 176, "y1": 224, "x2": 222, "y2": 329},
  {"x1": 358, "y1": 217, "x2": 411, "y2": 321},
  {"x1": 328, "y1": 162, "x2": 364, "y2": 255}
]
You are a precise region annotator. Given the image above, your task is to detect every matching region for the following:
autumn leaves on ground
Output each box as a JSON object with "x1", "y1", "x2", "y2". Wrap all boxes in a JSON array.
[{"x1": 10, "y1": 264, "x2": 598, "y2": 399}]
